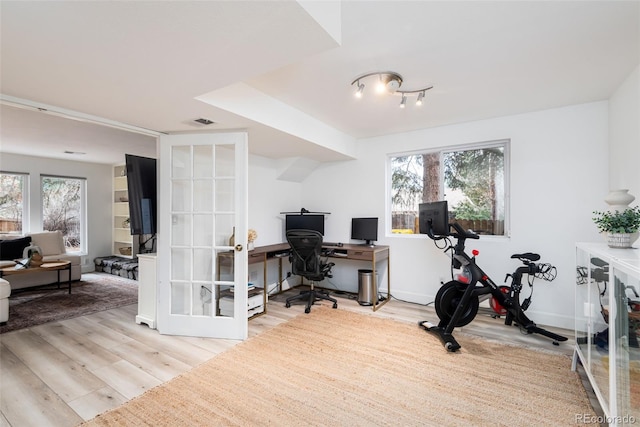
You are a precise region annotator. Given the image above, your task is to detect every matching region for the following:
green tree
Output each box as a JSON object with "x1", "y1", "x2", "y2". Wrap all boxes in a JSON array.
[
  {"x1": 391, "y1": 155, "x2": 423, "y2": 211},
  {"x1": 42, "y1": 177, "x2": 81, "y2": 246},
  {"x1": 443, "y1": 148, "x2": 503, "y2": 220},
  {"x1": 0, "y1": 173, "x2": 24, "y2": 231}
]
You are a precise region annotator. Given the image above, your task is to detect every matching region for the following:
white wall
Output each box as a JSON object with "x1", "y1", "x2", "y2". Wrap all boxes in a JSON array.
[
  {"x1": 0, "y1": 153, "x2": 112, "y2": 273},
  {"x1": 609, "y1": 64, "x2": 640, "y2": 198},
  {"x1": 302, "y1": 101, "x2": 610, "y2": 329},
  {"x1": 247, "y1": 154, "x2": 303, "y2": 289}
]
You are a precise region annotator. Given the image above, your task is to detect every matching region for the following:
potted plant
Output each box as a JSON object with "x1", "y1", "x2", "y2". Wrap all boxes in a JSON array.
[{"x1": 592, "y1": 206, "x2": 640, "y2": 248}]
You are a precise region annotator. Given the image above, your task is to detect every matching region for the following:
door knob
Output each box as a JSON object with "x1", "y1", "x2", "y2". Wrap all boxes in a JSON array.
[{"x1": 235, "y1": 244, "x2": 243, "y2": 252}]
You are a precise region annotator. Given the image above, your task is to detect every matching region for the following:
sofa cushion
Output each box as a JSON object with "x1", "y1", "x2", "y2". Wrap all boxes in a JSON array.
[
  {"x1": 28, "y1": 231, "x2": 65, "y2": 256},
  {"x1": 0, "y1": 236, "x2": 32, "y2": 260}
]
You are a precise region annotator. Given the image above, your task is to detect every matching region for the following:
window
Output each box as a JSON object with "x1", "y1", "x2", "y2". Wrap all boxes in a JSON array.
[
  {"x1": 41, "y1": 175, "x2": 86, "y2": 252},
  {"x1": 389, "y1": 140, "x2": 509, "y2": 236},
  {"x1": 0, "y1": 172, "x2": 29, "y2": 233}
]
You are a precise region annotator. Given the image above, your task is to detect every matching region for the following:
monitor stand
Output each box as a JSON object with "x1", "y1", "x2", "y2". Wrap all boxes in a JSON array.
[{"x1": 359, "y1": 240, "x2": 376, "y2": 247}]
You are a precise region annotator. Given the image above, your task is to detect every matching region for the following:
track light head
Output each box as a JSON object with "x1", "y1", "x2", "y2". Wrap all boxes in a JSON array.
[
  {"x1": 416, "y1": 91, "x2": 425, "y2": 106},
  {"x1": 399, "y1": 95, "x2": 407, "y2": 109},
  {"x1": 354, "y1": 82, "x2": 364, "y2": 98}
]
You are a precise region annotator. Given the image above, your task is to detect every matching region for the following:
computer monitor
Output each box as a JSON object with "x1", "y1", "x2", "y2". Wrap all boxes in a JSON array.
[
  {"x1": 419, "y1": 201, "x2": 450, "y2": 237},
  {"x1": 351, "y1": 217, "x2": 378, "y2": 246},
  {"x1": 285, "y1": 214, "x2": 325, "y2": 236}
]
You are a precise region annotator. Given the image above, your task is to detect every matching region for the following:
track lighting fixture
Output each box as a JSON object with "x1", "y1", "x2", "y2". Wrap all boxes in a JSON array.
[{"x1": 351, "y1": 71, "x2": 433, "y2": 109}]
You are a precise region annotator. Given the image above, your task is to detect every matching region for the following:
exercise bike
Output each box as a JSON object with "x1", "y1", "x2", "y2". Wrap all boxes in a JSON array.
[{"x1": 419, "y1": 218, "x2": 568, "y2": 352}]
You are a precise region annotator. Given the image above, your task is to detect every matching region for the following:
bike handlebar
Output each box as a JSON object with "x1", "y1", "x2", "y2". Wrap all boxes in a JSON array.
[{"x1": 450, "y1": 222, "x2": 480, "y2": 240}]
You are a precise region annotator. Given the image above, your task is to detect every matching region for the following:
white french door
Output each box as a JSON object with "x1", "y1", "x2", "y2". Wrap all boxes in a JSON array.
[{"x1": 157, "y1": 132, "x2": 248, "y2": 339}]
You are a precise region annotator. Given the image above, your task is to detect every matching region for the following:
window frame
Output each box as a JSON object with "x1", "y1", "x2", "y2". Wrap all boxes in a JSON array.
[
  {"x1": 0, "y1": 171, "x2": 30, "y2": 233},
  {"x1": 386, "y1": 139, "x2": 511, "y2": 239},
  {"x1": 40, "y1": 174, "x2": 87, "y2": 254}
]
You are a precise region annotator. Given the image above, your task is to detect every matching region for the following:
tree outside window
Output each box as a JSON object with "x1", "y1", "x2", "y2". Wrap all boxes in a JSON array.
[
  {"x1": 0, "y1": 172, "x2": 27, "y2": 233},
  {"x1": 41, "y1": 176, "x2": 86, "y2": 252},
  {"x1": 390, "y1": 140, "x2": 508, "y2": 236}
]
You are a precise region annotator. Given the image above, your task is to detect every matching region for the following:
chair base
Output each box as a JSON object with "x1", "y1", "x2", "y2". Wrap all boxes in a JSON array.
[{"x1": 285, "y1": 287, "x2": 338, "y2": 314}]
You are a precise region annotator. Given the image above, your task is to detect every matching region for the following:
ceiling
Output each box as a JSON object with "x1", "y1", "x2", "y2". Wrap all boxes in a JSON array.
[{"x1": 1, "y1": 1, "x2": 638, "y2": 165}]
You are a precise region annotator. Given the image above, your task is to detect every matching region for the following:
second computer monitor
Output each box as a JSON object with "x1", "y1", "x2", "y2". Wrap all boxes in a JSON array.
[
  {"x1": 285, "y1": 214, "x2": 325, "y2": 235},
  {"x1": 351, "y1": 217, "x2": 378, "y2": 246}
]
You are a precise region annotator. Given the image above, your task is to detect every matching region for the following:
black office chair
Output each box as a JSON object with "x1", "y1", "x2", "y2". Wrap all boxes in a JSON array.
[{"x1": 285, "y1": 229, "x2": 338, "y2": 314}]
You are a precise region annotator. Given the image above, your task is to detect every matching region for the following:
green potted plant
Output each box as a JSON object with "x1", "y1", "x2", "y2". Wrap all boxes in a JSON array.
[{"x1": 592, "y1": 206, "x2": 640, "y2": 248}]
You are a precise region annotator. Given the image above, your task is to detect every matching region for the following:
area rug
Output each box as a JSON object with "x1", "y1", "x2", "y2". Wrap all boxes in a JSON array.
[
  {"x1": 82, "y1": 307, "x2": 596, "y2": 427},
  {"x1": 1, "y1": 273, "x2": 137, "y2": 334}
]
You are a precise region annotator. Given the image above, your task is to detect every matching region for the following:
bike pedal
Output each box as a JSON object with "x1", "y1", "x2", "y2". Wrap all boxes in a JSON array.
[{"x1": 419, "y1": 321, "x2": 435, "y2": 330}]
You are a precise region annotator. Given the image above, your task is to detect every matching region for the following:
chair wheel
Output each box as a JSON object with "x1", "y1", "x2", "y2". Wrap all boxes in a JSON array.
[
  {"x1": 332, "y1": 303, "x2": 338, "y2": 309},
  {"x1": 305, "y1": 307, "x2": 310, "y2": 313},
  {"x1": 285, "y1": 302, "x2": 291, "y2": 308}
]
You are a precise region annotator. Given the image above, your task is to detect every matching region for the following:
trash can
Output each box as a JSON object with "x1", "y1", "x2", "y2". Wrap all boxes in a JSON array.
[{"x1": 358, "y1": 269, "x2": 376, "y2": 306}]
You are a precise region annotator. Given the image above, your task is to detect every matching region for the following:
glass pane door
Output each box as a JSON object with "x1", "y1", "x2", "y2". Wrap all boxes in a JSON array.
[{"x1": 158, "y1": 132, "x2": 248, "y2": 339}]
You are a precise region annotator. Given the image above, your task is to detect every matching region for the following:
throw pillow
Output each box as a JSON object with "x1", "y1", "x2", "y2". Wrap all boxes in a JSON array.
[
  {"x1": 29, "y1": 231, "x2": 64, "y2": 256},
  {"x1": 0, "y1": 236, "x2": 32, "y2": 260}
]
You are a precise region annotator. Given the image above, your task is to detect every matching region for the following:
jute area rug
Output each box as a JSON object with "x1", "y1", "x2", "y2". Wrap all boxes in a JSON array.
[
  {"x1": 83, "y1": 307, "x2": 596, "y2": 427},
  {"x1": 1, "y1": 273, "x2": 137, "y2": 334}
]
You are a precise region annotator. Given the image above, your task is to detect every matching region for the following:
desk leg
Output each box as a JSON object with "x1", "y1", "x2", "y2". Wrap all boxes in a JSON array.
[
  {"x1": 372, "y1": 256, "x2": 390, "y2": 312},
  {"x1": 278, "y1": 257, "x2": 283, "y2": 294},
  {"x1": 67, "y1": 264, "x2": 72, "y2": 294},
  {"x1": 262, "y1": 254, "x2": 267, "y2": 315}
]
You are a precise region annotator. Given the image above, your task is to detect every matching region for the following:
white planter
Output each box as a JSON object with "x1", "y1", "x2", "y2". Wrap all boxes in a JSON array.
[{"x1": 607, "y1": 233, "x2": 632, "y2": 248}]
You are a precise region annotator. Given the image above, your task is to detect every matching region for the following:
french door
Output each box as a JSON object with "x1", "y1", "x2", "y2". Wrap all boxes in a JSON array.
[{"x1": 157, "y1": 132, "x2": 248, "y2": 339}]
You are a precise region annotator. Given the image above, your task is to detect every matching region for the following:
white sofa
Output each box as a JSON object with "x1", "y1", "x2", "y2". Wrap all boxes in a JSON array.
[
  {"x1": 0, "y1": 278, "x2": 9, "y2": 323},
  {"x1": 0, "y1": 231, "x2": 81, "y2": 291}
]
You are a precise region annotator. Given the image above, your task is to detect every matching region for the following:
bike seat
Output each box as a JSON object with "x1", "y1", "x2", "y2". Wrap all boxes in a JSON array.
[
  {"x1": 590, "y1": 257, "x2": 608, "y2": 268},
  {"x1": 511, "y1": 252, "x2": 540, "y2": 262}
]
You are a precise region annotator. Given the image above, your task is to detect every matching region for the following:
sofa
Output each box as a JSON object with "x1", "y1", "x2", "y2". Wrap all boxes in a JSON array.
[{"x1": 0, "y1": 231, "x2": 81, "y2": 291}]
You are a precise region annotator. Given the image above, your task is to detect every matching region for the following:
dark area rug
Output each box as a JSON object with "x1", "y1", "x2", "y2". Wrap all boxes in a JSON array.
[{"x1": 1, "y1": 273, "x2": 138, "y2": 334}]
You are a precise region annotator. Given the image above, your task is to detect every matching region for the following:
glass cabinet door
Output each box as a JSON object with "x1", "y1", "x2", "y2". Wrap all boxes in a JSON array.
[
  {"x1": 576, "y1": 247, "x2": 591, "y2": 368},
  {"x1": 611, "y1": 264, "x2": 640, "y2": 424},
  {"x1": 589, "y1": 254, "x2": 612, "y2": 410}
]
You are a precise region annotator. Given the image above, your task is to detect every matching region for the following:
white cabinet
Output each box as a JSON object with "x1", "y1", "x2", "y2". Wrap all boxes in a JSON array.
[
  {"x1": 113, "y1": 165, "x2": 137, "y2": 258},
  {"x1": 136, "y1": 253, "x2": 157, "y2": 329},
  {"x1": 574, "y1": 243, "x2": 640, "y2": 425}
]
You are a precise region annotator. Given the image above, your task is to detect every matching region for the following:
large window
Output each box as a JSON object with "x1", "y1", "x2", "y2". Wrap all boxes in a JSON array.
[
  {"x1": 389, "y1": 140, "x2": 509, "y2": 236},
  {"x1": 0, "y1": 172, "x2": 28, "y2": 233},
  {"x1": 41, "y1": 175, "x2": 86, "y2": 252}
]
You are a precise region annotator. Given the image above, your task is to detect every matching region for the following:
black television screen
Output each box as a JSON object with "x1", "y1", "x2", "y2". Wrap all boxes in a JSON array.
[
  {"x1": 351, "y1": 217, "x2": 378, "y2": 246},
  {"x1": 419, "y1": 201, "x2": 449, "y2": 237},
  {"x1": 285, "y1": 214, "x2": 324, "y2": 236},
  {"x1": 125, "y1": 154, "x2": 157, "y2": 236}
]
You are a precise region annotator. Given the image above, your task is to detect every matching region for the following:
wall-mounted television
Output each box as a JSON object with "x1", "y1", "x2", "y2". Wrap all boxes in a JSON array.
[
  {"x1": 419, "y1": 201, "x2": 449, "y2": 237},
  {"x1": 351, "y1": 217, "x2": 378, "y2": 246},
  {"x1": 285, "y1": 214, "x2": 324, "y2": 236},
  {"x1": 125, "y1": 154, "x2": 157, "y2": 236}
]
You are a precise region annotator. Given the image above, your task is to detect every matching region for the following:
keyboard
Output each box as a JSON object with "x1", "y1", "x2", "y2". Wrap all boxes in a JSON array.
[{"x1": 323, "y1": 242, "x2": 342, "y2": 247}]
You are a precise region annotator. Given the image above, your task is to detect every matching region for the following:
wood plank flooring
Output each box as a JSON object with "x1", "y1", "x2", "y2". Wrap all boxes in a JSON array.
[{"x1": 0, "y1": 280, "x2": 597, "y2": 427}]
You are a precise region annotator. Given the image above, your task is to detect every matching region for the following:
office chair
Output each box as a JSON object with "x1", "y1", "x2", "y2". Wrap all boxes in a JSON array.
[{"x1": 285, "y1": 229, "x2": 338, "y2": 314}]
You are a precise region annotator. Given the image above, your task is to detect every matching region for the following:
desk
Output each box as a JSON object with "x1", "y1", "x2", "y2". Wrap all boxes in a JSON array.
[{"x1": 243, "y1": 243, "x2": 391, "y2": 313}]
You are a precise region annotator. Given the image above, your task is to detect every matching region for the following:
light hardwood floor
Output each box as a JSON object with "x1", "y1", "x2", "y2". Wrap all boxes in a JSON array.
[{"x1": 0, "y1": 280, "x2": 596, "y2": 427}]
